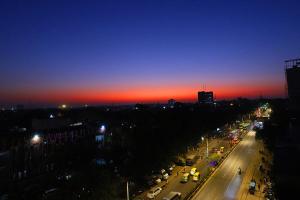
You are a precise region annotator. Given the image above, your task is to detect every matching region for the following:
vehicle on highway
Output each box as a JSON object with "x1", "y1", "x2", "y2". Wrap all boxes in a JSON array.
[
  {"x1": 162, "y1": 191, "x2": 182, "y2": 200},
  {"x1": 147, "y1": 187, "x2": 162, "y2": 199},
  {"x1": 193, "y1": 172, "x2": 200, "y2": 181},
  {"x1": 190, "y1": 167, "x2": 197, "y2": 175},
  {"x1": 181, "y1": 173, "x2": 189, "y2": 183},
  {"x1": 186, "y1": 154, "x2": 197, "y2": 166}
]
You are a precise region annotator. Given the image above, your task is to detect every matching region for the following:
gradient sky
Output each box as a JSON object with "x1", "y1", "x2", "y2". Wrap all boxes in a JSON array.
[{"x1": 1, "y1": 0, "x2": 300, "y2": 106}]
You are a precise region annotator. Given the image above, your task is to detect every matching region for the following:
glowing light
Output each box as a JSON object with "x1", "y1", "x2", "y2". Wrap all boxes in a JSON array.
[
  {"x1": 99, "y1": 125, "x2": 106, "y2": 133},
  {"x1": 31, "y1": 134, "x2": 41, "y2": 144}
]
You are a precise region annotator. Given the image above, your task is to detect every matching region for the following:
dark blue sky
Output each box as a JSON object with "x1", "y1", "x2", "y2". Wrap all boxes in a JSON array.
[{"x1": 1, "y1": 0, "x2": 300, "y2": 105}]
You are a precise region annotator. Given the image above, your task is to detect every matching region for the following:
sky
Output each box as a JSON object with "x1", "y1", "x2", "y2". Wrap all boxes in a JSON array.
[{"x1": 1, "y1": 0, "x2": 300, "y2": 106}]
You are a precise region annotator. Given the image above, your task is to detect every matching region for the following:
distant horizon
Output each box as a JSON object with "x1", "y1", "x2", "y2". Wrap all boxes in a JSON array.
[{"x1": 0, "y1": 95, "x2": 285, "y2": 109}]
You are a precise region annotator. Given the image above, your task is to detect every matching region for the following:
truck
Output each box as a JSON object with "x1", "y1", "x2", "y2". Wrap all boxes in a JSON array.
[{"x1": 186, "y1": 154, "x2": 197, "y2": 166}]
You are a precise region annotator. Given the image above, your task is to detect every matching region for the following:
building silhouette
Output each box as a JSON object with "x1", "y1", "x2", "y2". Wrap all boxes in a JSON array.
[
  {"x1": 285, "y1": 58, "x2": 300, "y2": 110},
  {"x1": 168, "y1": 99, "x2": 176, "y2": 108},
  {"x1": 198, "y1": 91, "x2": 214, "y2": 104}
]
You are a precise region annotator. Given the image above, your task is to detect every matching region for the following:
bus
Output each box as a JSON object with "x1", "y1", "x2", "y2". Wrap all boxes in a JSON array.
[{"x1": 163, "y1": 191, "x2": 182, "y2": 200}]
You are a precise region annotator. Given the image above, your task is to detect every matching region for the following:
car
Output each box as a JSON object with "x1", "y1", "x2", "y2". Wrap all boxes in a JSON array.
[
  {"x1": 167, "y1": 164, "x2": 175, "y2": 174},
  {"x1": 162, "y1": 172, "x2": 169, "y2": 180},
  {"x1": 190, "y1": 167, "x2": 197, "y2": 175},
  {"x1": 155, "y1": 178, "x2": 162, "y2": 184},
  {"x1": 152, "y1": 174, "x2": 162, "y2": 184},
  {"x1": 220, "y1": 146, "x2": 224, "y2": 153},
  {"x1": 181, "y1": 173, "x2": 189, "y2": 183},
  {"x1": 162, "y1": 191, "x2": 181, "y2": 200},
  {"x1": 147, "y1": 187, "x2": 162, "y2": 199},
  {"x1": 193, "y1": 172, "x2": 200, "y2": 181}
]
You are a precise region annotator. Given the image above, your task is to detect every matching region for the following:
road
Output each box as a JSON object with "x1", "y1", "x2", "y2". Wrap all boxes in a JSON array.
[
  {"x1": 191, "y1": 130, "x2": 258, "y2": 200},
  {"x1": 155, "y1": 139, "x2": 223, "y2": 199},
  {"x1": 135, "y1": 137, "x2": 230, "y2": 200}
]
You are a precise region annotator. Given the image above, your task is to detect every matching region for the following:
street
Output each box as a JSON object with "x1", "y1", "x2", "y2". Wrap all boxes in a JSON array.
[{"x1": 191, "y1": 130, "x2": 258, "y2": 200}]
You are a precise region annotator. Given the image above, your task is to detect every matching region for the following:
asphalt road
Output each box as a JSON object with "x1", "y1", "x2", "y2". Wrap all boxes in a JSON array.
[
  {"x1": 191, "y1": 130, "x2": 257, "y2": 200},
  {"x1": 155, "y1": 138, "x2": 226, "y2": 200},
  {"x1": 135, "y1": 137, "x2": 228, "y2": 200}
]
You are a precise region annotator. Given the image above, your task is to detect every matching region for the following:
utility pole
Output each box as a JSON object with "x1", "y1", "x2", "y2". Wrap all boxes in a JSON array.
[{"x1": 127, "y1": 181, "x2": 130, "y2": 200}]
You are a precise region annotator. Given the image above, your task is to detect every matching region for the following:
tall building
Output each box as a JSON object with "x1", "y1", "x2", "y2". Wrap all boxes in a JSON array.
[
  {"x1": 198, "y1": 91, "x2": 214, "y2": 104},
  {"x1": 285, "y1": 58, "x2": 300, "y2": 109},
  {"x1": 168, "y1": 99, "x2": 176, "y2": 108}
]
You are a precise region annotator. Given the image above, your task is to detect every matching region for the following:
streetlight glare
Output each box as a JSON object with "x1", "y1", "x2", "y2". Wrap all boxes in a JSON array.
[{"x1": 31, "y1": 134, "x2": 41, "y2": 144}]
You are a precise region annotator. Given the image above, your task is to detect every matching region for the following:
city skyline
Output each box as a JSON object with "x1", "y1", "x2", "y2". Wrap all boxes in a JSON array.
[{"x1": 1, "y1": 0, "x2": 300, "y2": 105}]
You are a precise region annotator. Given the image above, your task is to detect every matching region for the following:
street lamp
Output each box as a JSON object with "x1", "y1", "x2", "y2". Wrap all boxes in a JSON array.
[
  {"x1": 206, "y1": 137, "x2": 209, "y2": 158},
  {"x1": 31, "y1": 134, "x2": 41, "y2": 145}
]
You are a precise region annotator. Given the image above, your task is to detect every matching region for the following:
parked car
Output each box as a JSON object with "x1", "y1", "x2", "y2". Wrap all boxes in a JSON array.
[
  {"x1": 155, "y1": 178, "x2": 162, "y2": 184},
  {"x1": 162, "y1": 191, "x2": 181, "y2": 200},
  {"x1": 167, "y1": 164, "x2": 175, "y2": 174},
  {"x1": 147, "y1": 187, "x2": 162, "y2": 199},
  {"x1": 152, "y1": 174, "x2": 162, "y2": 184},
  {"x1": 162, "y1": 172, "x2": 169, "y2": 180}
]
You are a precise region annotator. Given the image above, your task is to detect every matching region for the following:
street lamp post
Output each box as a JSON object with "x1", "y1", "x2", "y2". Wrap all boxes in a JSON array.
[
  {"x1": 202, "y1": 137, "x2": 208, "y2": 159},
  {"x1": 126, "y1": 181, "x2": 129, "y2": 200},
  {"x1": 206, "y1": 138, "x2": 209, "y2": 159}
]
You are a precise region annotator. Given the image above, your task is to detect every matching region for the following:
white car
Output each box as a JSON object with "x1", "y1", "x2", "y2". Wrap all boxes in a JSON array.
[
  {"x1": 155, "y1": 178, "x2": 161, "y2": 184},
  {"x1": 147, "y1": 187, "x2": 162, "y2": 199},
  {"x1": 162, "y1": 172, "x2": 169, "y2": 180}
]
